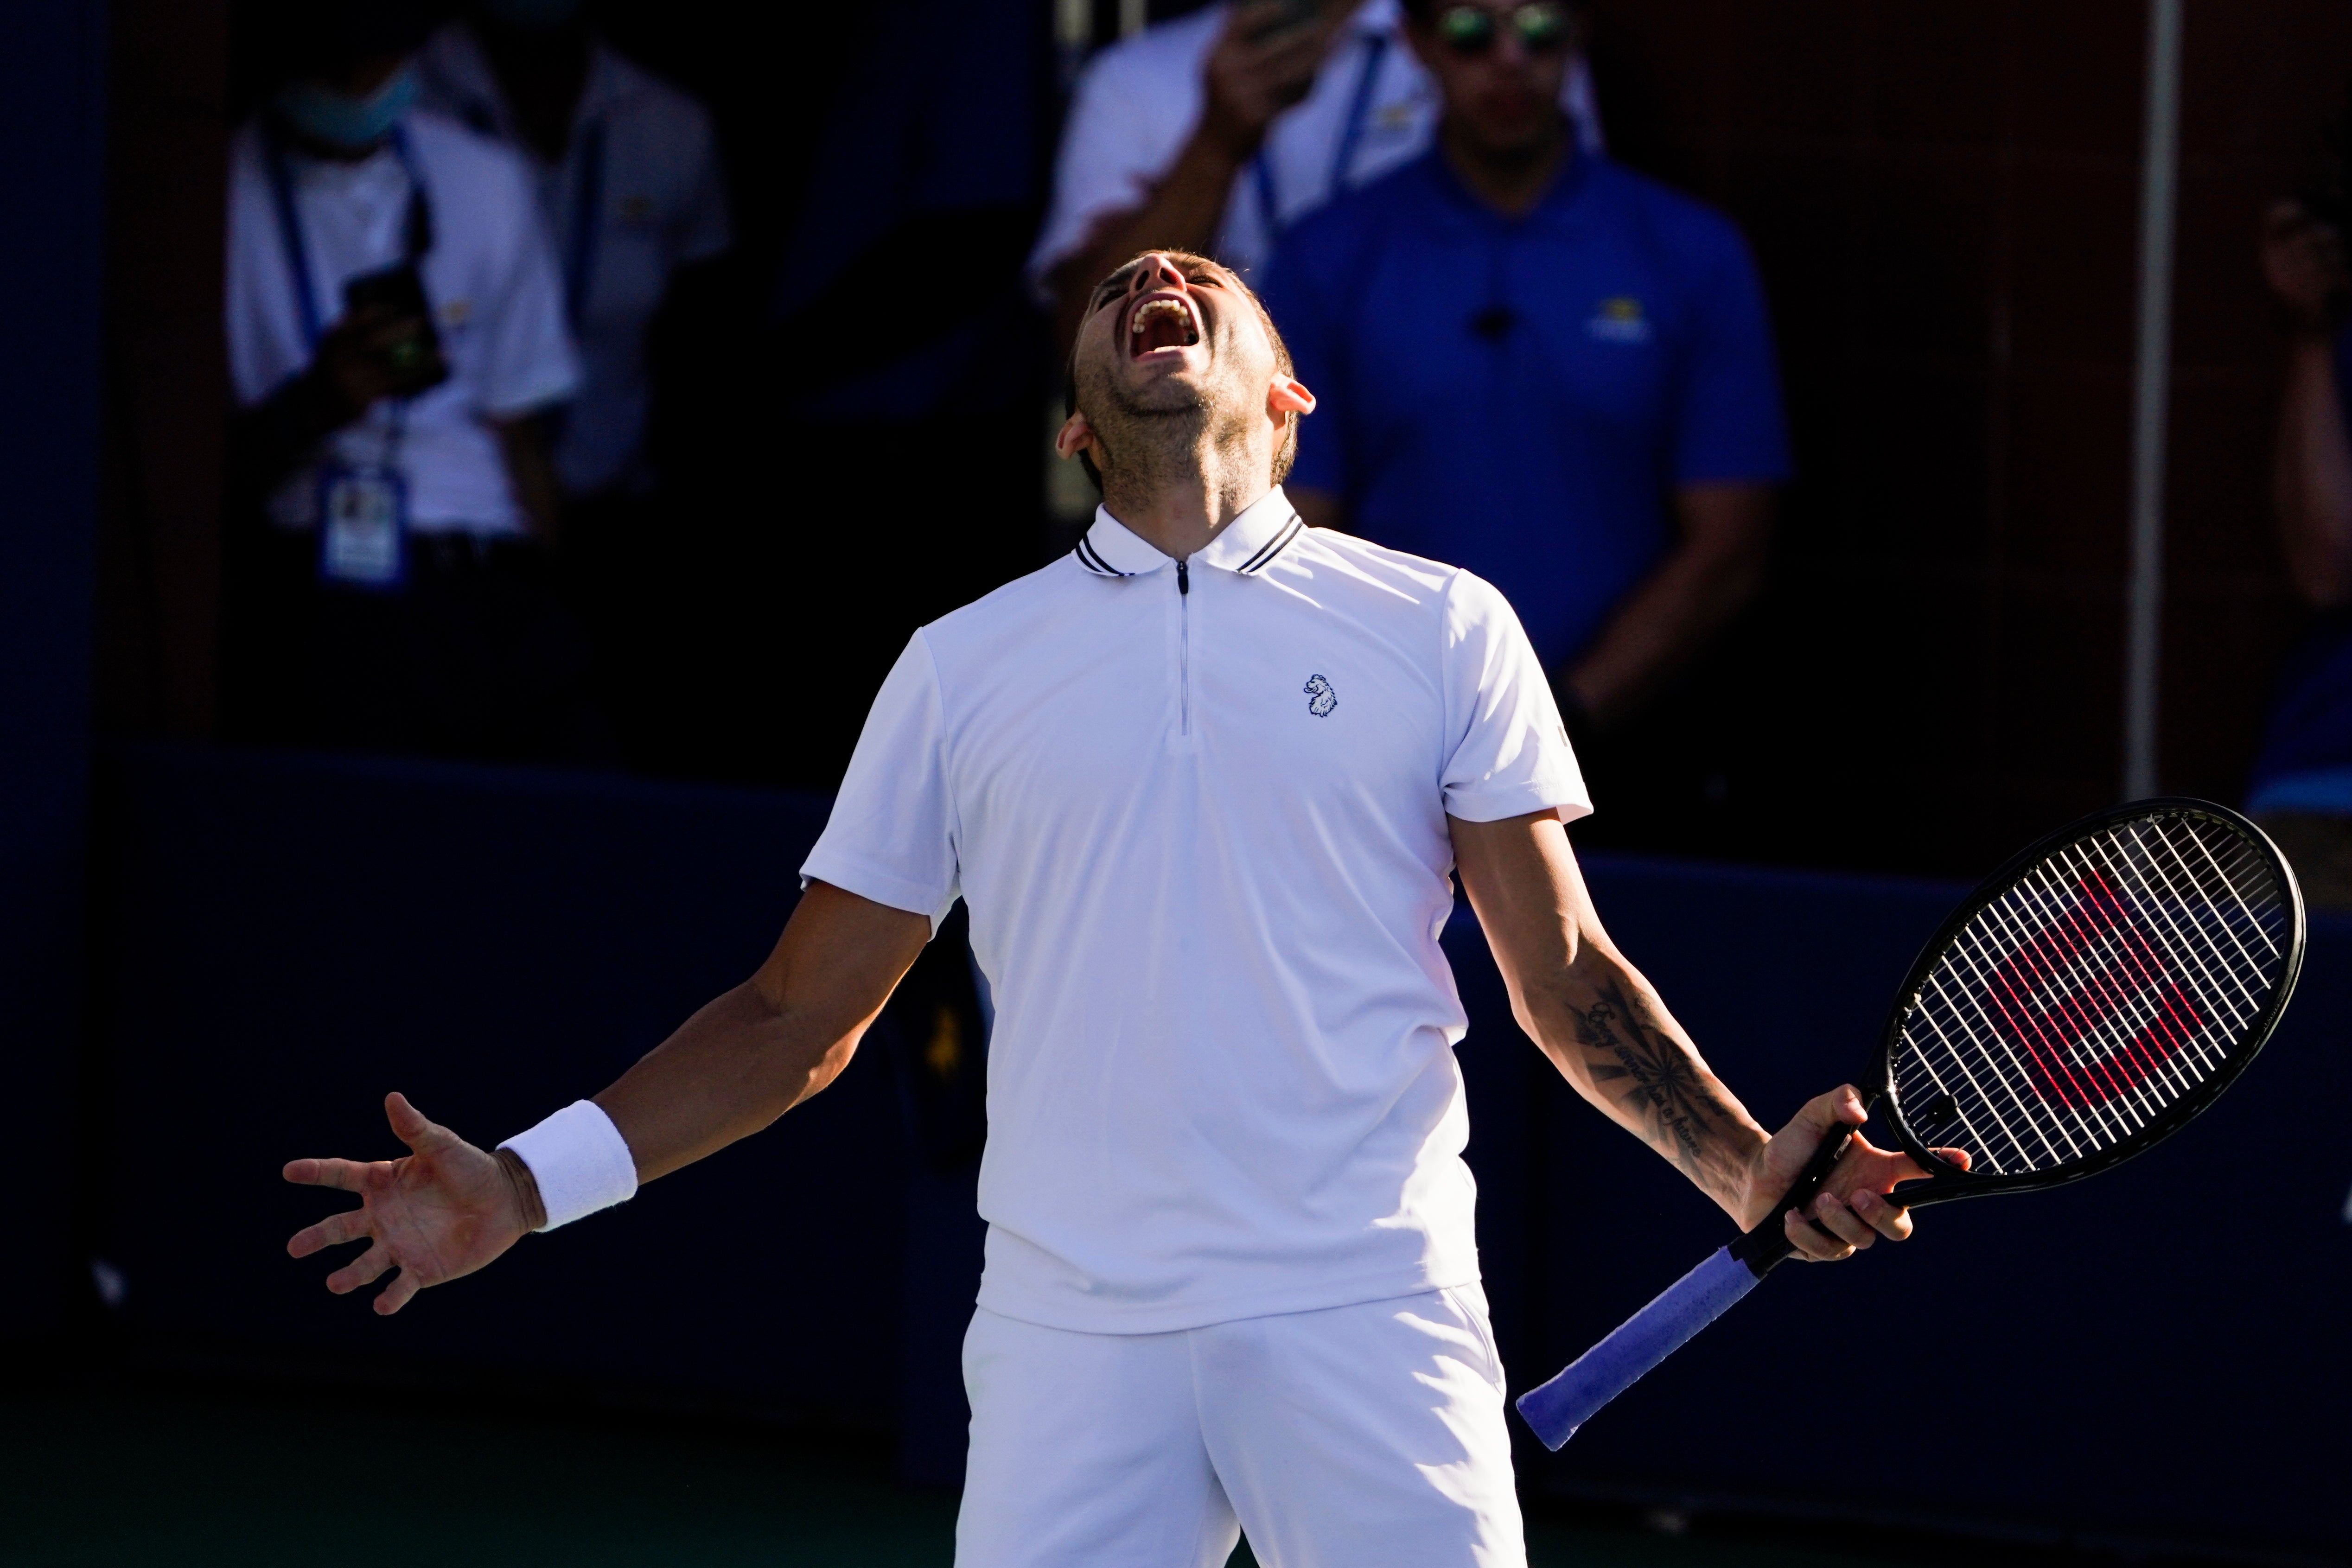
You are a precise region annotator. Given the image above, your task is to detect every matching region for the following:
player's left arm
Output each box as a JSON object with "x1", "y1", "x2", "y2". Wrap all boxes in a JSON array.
[{"x1": 1449, "y1": 807, "x2": 1929, "y2": 1261}]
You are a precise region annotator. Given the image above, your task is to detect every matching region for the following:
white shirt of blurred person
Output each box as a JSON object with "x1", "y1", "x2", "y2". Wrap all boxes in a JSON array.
[
  {"x1": 227, "y1": 53, "x2": 580, "y2": 541},
  {"x1": 1029, "y1": 0, "x2": 1599, "y2": 342},
  {"x1": 417, "y1": 0, "x2": 731, "y2": 498}
]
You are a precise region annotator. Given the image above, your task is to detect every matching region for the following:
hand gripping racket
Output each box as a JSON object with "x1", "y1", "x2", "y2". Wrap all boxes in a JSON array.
[{"x1": 1517, "y1": 798, "x2": 2306, "y2": 1449}]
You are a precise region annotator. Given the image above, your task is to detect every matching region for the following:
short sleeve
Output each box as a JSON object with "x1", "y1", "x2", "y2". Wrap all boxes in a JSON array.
[
  {"x1": 800, "y1": 632, "x2": 963, "y2": 930},
  {"x1": 1438, "y1": 571, "x2": 1592, "y2": 823},
  {"x1": 473, "y1": 151, "x2": 582, "y2": 418},
  {"x1": 1257, "y1": 234, "x2": 1349, "y2": 497},
  {"x1": 1669, "y1": 220, "x2": 1791, "y2": 486}
]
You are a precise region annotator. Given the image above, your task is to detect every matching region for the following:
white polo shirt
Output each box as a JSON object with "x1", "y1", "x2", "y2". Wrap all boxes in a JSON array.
[
  {"x1": 1028, "y1": 0, "x2": 1604, "y2": 289},
  {"x1": 225, "y1": 111, "x2": 580, "y2": 536},
  {"x1": 417, "y1": 27, "x2": 733, "y2": 496},
  {"x1": 803, "y1": 486, "x2": 1588, "y2": 1333}
]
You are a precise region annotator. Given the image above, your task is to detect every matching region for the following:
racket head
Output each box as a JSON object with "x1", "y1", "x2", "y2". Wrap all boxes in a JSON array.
[{"x1": 1868, "y1": 798, "x2": 2304, "y2": 1205}]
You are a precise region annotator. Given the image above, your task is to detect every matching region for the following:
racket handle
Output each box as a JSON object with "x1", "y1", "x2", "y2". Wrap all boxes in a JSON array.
[{"x1": 1514, "y1": 1244, "x2": 1762, "y2": 1450}]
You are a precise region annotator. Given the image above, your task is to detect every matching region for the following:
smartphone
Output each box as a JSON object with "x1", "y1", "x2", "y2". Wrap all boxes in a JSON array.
[{"x1": 342, "y1": 261, "x2": 448, "y2": 394}]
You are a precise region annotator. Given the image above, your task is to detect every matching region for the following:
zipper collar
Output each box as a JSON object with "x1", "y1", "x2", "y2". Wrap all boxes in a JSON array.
[{"x1": 1073, "y1": 486, "x2": 1306, "y2": 580}]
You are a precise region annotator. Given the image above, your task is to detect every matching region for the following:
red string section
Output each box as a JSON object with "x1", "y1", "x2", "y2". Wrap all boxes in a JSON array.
[{"x1": 1981, "y1": 873, "x2": 2205, "y2": 1113}]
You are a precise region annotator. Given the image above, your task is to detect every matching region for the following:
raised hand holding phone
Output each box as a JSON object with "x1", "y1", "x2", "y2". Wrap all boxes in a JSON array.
[{"x1": 1199, "y1": 0, "x2": 1356, "y2": 158}]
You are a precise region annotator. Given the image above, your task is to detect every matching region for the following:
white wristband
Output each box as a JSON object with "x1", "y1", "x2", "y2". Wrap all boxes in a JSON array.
[{"x1": 498, "y1": 1100, "x2": 638, "y2": 1232}]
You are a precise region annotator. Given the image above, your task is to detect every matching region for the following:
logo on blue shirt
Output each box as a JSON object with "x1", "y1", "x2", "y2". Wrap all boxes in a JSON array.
[
  {"x1": 1587, "y1": 296, "x2": 1651, "y2": 344},
  {"x1": 1304, "y1": 674, "x2": 1339, "y2": 717}
]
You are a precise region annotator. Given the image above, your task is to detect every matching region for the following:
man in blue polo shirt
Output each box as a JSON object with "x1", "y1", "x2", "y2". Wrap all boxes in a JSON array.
[{"x1": 1259, "y1": 0, "x2": 1786, "y2": 818}]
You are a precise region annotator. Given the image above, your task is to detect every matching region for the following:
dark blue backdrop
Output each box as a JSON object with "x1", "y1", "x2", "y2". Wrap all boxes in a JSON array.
[
  {"x1": 0, "y1": 0, "x2": 107, "y2": 1345},
  {"x1": 87, "y1": 743, "x2": 2351, "y2": 1558}
]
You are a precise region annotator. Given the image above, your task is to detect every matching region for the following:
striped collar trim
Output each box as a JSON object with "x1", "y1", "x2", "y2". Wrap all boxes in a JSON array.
[
  {"x1": 1072, "y1": 488, "x2": 1306, "y2": 579},
  {"x1": 1072, "y1": 528, "x2": 1134, "y2": 577},
  {"x1": 1230, "y1": 510, "x2": 1305, "y2": 574}
]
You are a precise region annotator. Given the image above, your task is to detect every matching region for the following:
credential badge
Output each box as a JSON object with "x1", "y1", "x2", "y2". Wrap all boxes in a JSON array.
[{"x1": 1303, "y1": 674, "x2": 1338, "y2": 718}]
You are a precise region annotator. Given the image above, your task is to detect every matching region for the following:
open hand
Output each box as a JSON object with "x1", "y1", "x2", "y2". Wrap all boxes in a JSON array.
[
  {"x1": 1746, "y1": 1087, "x2": 1971, "y2": 1262},
  {"x1": 283, "y1": 1092, "x2": 538, "y2": 1315}
]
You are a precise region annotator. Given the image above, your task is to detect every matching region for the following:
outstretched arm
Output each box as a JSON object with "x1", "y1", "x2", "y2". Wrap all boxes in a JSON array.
[
  {"x1": 591, "y1": 881, "x2": 931, "y2": 1179},
  {"x1": 1448, "y1": 809, "x2": 1932, "y2": 1261},
  {"x1": 284, "y1": 881, "x2": 932, "y2": 1312}
]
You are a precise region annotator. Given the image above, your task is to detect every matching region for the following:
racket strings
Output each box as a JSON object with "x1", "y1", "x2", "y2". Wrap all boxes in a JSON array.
[{"x1": 1890, "y1": 813, "x2": 2290, "y2": 1177}]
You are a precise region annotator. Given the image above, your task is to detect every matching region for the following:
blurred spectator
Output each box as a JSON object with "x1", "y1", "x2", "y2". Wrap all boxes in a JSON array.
[
  {"x1": 414, "y1": 0, "x2": 731, "y2": 763},
  {"x1": 2252, "y1": 197, "x2": 2352, "y2": 907},
  {"x1": 416, "y1": 1, "x2": 730, "y2": 502},
  {"x1": 1259, "y1": 0, "x2": 1785, "y2": 836},
  {"x1": 1031, "y1": 0, "x2": 1600, "y2": 349},
  {"x1": 223, "y1": 0, "x2": 602, "y2": 764}
]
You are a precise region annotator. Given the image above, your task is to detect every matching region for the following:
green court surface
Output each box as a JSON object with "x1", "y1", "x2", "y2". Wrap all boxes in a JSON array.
[{"x1": 0, "y1": 1385, "x2": 1910, "y2": 1568}]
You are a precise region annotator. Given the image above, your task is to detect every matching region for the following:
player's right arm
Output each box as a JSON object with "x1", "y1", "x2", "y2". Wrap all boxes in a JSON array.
[
  {"x1": 1449, "y1": 809, "x2": 1929, "y2": 1262},
  {"x1": 282, "y1": 880, "x2": 931, "y2": 1314}
]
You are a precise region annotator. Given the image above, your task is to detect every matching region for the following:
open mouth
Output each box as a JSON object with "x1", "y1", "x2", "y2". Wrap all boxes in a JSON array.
[{"x1": 1128, "y1": 295, "x2": 1201, "y2": 358}]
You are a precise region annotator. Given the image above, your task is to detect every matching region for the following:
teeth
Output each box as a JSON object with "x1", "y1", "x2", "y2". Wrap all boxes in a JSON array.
[{"x1": 1131, "y1": 299, "x2": 1191, "y2": 337}]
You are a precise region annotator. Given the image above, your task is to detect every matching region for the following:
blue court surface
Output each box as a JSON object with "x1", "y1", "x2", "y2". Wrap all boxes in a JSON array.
[{"x1": 0, "y1": 1384, "x2": 1929, "y2": 1568}]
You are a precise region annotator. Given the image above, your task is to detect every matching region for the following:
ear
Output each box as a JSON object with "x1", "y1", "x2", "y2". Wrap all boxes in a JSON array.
[
  {"x1": 1054, "y1": 410, "x2": 1098, "y2": 461},
  {"x1": 1268, "y1": 375, "x2": 1317, "y2": 417}
]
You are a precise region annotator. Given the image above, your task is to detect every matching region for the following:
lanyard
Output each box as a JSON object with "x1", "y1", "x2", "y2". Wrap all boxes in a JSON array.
[
  {"x1": 1251, "y1": 31, "x2": 1390, "y2": 247},
  {"x1": 564, "y1": 117, "x2": 606, "y2": 330},
  {"x1": 263, "y1": 121, "x2": 433, "y2": 353}
]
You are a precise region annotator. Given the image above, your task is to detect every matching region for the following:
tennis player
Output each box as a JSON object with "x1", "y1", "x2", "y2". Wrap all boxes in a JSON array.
[{"x1": 285, "y1": 250, "x2": 1941, "y2": 1567}]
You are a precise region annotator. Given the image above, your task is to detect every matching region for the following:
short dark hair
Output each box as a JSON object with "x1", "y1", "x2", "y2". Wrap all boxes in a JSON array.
[{"x1": 1063, "y1": 252, "x2": 1301, "y2": 492}]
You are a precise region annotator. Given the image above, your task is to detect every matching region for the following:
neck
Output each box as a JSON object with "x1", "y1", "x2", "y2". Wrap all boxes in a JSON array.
[
  {"x1": 1098, "y1": 434, "x2": 1275, "y2": 560},
  {"x1": 1440, "y1": 110, "x2": 1570, "y2": 218}
]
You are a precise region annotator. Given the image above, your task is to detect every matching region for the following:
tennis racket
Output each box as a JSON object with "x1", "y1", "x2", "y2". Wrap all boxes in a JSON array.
[{"x1": 1517, "y1": 797, "x2": 2305, "y2": 1450}]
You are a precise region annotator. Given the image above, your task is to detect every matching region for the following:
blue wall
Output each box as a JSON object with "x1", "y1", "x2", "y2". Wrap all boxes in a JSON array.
[
  {"x1": 90, "y1": 746, "x2": 912, "y2": 1425},
  {"x1": 87, "y1": 744, "x2": 2351, "y2": 1556},
  {"x1": 0, "y1": 0, "x2": 107, "y2": 1343}
]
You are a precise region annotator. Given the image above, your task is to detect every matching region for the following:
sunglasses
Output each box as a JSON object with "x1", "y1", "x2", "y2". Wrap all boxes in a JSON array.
[{"x1": 1433, "y1": 2, "x2": 1574, "y2": 57}]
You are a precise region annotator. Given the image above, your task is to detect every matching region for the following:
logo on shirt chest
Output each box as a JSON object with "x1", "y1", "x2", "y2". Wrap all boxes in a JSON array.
[
  {"x1": 1303, "y1": 673, "x2": 1339, "y2": 717},
  {"x1": 1587, "y1": 295, "x2": 1651, "y2": 344}
]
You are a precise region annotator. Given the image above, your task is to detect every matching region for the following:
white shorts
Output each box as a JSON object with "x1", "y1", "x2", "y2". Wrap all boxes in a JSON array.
[{"x1": 956, "y1": 1285, "x2": 1526, "y2": 1568}]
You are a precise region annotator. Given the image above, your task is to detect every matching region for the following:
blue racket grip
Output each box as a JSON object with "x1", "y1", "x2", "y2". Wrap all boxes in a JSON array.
[{"x1": 1515, "y1": 1245, "x2": 1762, "y2": 1450}]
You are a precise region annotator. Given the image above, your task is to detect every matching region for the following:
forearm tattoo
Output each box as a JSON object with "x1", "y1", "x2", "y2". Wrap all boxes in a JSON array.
[{"x1": 1574, "y1": 975, "x2": 1748, "y2": 1197}]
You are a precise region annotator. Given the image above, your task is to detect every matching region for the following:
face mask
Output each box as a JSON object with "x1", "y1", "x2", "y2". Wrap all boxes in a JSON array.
[
  {"x1": 275, "y1": 63, "x2": 419, "y2": 152},
  {"x1": 481, "y1": 0, "x2": 586, "y2": 30}
]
